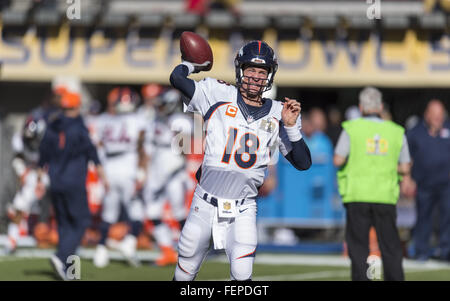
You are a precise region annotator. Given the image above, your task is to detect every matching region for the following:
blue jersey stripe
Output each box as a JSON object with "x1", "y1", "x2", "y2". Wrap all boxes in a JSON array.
[{"x1": 203, "y1": 101, "x2": 231, "y2": 122}]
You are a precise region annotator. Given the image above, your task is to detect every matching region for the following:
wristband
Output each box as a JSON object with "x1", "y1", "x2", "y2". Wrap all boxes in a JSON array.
[
  {"x1": 181, "y1": 61, "x2": 195, "y2": 75},
  {"x1": 284, "y1": 125, "x2": 303, "y2": 142}
]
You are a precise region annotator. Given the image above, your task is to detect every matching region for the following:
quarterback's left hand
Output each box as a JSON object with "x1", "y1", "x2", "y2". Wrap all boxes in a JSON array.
[{"x1": 281, "y1": 97, "x2": 301, "y2": 127}]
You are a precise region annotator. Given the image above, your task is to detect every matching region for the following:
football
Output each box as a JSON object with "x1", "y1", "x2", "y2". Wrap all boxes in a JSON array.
[{"x1": 180, "y1": 31, "x2": 213, "y2": 71}]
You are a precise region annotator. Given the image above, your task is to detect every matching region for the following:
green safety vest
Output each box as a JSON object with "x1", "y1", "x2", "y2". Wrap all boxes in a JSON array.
[{"x1": 337, "y1": 118, "x2": 405, "y2": 205}]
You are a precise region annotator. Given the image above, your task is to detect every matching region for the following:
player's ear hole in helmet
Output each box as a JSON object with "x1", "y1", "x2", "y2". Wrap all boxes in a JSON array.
[{"x1": 234, "y1": 40, "x2": 278, "y2": 96}]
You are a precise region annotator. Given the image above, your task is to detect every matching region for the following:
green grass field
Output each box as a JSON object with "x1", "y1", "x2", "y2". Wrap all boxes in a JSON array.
[{"x1": 0, "y1": 250, "x2": 449, "y2": 281}]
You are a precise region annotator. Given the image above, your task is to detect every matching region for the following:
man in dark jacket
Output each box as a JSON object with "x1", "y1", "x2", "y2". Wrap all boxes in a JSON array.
[
  {"x1": 405, "y1": 100, "x2": 450, "y2": 262},
  {"x1": 39, "y1": 90, "x2": 106, "y2": 280}
]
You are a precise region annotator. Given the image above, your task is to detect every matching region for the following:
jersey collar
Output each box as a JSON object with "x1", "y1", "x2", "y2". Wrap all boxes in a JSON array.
[{"x1": 237, "y1": 91, "x2": 272, "y2": 124}]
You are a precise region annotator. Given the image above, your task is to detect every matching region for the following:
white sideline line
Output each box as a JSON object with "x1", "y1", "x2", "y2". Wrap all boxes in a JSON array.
[
  {"x1": 252, "y1": 271, "x2": 350, "y2": 281},
  {"x1": 256, "y1": 271, "x2": 350, "y2": 281},
  {"x1": 208, "y1": 271, "x2": 350, "y2": 281},
  {"x1": 210, "y1": 254, "x2": 450, "y2": 271}
]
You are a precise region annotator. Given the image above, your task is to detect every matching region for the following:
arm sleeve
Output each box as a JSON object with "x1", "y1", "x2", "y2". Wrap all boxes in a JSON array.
[
  {"x1": 88, "y1": 141, "x2": 101, "y2": 165},
  {"x1": 84, "y1": 130, "x2": 101, "y2": 165},
  {"x1": 38, "y1": 131, "x2": 51, "y2": 168},
  {"x1": 284, "y1": 139, "x2": 312, "y2": 170},
  {"x1": 169, "y1": 64, "x2": 196, "y2": 102}
]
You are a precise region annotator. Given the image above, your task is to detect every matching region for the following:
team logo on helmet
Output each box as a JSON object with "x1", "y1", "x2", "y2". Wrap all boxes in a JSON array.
[{"x1": 251, "y1": 58, "x2": 266, "y2": 64}]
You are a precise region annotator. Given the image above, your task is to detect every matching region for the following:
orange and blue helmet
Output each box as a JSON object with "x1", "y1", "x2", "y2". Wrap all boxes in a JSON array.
[
  {"x1": 107, "y1": 87, "x2": 140, "y2": 114},
  {"x1": 234, "y1": 40, "x2": 278, "y2": 95}
]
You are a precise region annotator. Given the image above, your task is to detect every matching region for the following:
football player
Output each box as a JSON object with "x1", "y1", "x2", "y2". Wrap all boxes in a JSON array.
[
  {"x1": 143, "y1": 88, "x2": 195, "y2": 266},
  {"x1": 139, "y1": 83, "x2": 164, "y2": 121},
  {"x1": 169, "y1": 40, "x2": 312, "y2": 280},
  {"x1": 6, "y1": 115, "x2": 48, "y2": 253},
  {"x1": 93, "y1": 87, "x2": 146, "y2": 268}
]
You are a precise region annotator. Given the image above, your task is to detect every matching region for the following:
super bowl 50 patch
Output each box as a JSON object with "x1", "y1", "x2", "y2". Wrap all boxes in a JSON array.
[{"x1": 260, "y1": 119, "x2": 275, "y2": 133}]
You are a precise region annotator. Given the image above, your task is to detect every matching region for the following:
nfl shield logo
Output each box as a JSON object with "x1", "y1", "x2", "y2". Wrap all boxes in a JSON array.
[{"x1": 223, "y1": 202, "x2": 231, "y2": 211}]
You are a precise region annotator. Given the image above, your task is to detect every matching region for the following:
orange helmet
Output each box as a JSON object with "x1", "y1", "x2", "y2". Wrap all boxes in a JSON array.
[
  {"x1": 141, "y1": 83, "x2": 164, "y2": 100},
  {"x1": 108, "y1": 87, "x2": 140, "y2": 113},
  {"x1": 54, "y1": 86, "x2": 68, "y2": 97},
  {"x1": 60, "y1": 91, "x2": 81, "y2": 109}
]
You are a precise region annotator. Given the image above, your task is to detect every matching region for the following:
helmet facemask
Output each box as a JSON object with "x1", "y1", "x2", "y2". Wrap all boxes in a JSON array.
[
  {"x1": 237, "y1": 64, "x2": 275, "y2": 98},
  {"x1": 234, "y1": 41, "x2": 278, "y2": 100}
]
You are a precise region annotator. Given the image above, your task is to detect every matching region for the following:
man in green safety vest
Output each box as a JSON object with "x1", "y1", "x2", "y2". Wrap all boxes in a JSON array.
[{"x1": 334, "y1": 87, "x2": 412, "y2": 281}]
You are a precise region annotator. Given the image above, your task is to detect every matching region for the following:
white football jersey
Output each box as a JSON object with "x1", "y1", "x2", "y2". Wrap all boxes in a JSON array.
[
  {"x1": 96, "y1": 112, "x2": 146, "y2": 177},
  {"x1": 11, "y1": 133, "x2": 39, "y2": 166},
  {"x1": 146, "y1": 113, "x2": 192, "y2": 178},
  {"x1": 186, "y1": 77, "x2": 301, "y2": 200}
]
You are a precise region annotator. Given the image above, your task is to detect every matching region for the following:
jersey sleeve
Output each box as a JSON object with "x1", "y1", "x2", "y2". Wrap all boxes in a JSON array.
[{"x1": 186, "y1": 77, "x2": 233, "y2": 116}]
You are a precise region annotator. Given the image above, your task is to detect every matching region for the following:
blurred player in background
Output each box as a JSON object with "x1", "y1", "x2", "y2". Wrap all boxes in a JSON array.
[
  {"x1": 139, "y1": 83, "x2": 164, "y2": 122},
  {"x1": 39, "y1": 90, "x2": 105, "y2": 280},
  {"x1": 138, "y1": 83, "x2": 162, "y2": 178},
  {"x1": 170, "y1": 40, "x2": 312, "y2": 281},
  {"x1": 6, "y1": 115, "x2": 48, "y2": 253},
  {"x1": 93, "y1": 87, "x2": 146, "y2": 268},
  {"x1": 143, "y1": 88, "x2": 194, "y2": 266}
]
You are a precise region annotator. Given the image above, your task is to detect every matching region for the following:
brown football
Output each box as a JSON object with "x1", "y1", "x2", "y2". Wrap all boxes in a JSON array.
[{"x1": 180, "y1": 31, "x2": 213, "y2": 71}]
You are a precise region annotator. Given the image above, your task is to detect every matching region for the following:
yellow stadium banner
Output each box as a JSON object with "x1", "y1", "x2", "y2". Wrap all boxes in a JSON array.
[{"x1": 2, "y1": 26, "x2": 450, "y2": 87}]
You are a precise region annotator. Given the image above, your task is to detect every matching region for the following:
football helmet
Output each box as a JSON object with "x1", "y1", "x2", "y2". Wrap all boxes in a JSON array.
[
  {"x1": 141, "y1": 83, "x2": 164, "y2": 100},
  {"x1": 22, "y1": 115, "x2": 46, "y2": 151},
  {"x1": 234, "y1": 40, "x2": 278, "y2": 95},
  {"x1": 107, "y1": 87, "x2": 141, "y2": 114},
  {"x1": 155, "y1": 89, "x2": 180, "y2": 116},
  {"x1": 60, "y1": 91, "x2": 81, "y2": 109}
]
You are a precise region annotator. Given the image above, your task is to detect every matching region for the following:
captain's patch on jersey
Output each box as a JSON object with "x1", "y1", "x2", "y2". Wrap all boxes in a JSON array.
[
  {"x1": 259, "y1": 118, "x2": 276, "y2": 133},
  {"x1": 225, "y1": 105, "x2": 238, "y2": 118}
]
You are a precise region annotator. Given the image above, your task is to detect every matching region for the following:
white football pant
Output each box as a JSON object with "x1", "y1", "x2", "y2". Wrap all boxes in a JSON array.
[{"x1": 174, "y1": 191, "x2": 257, "y2": 281}]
